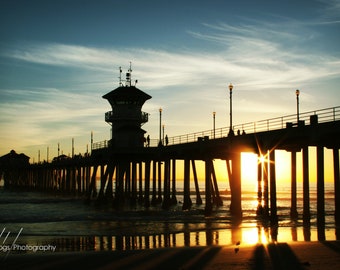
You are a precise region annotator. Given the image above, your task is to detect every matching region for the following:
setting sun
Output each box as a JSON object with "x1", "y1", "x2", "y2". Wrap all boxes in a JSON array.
[{"x1": 241, "y1": 152, "x2": 258, "y2": 191}]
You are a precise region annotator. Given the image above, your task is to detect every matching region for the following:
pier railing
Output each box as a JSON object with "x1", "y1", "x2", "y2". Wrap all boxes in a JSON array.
[
  {"x1": 93, "y1": 106, "x2": 340, "y2": 149},
  {"x1": 92, "y1": 140, "x2": 109, "y2": 150}
]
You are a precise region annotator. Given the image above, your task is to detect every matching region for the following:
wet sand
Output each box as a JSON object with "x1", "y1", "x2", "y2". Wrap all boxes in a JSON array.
[{"x1": 2, "y1": 241, "x2": 340, "y2": 270}]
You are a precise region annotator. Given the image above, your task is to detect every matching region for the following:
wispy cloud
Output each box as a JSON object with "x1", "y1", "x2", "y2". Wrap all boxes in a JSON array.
[
  {"x1": 317, "y1": 0, "x2": 340, "y2": 21},
  {"x1": 5, "y1": 18, "x2": 339, "y2": 93},
  {"x1": 0, "y1": 88, "x2": 106, "y2": 151},
  {"x1": 1, "y1": 45, "x2": 337, "y2": 121}
]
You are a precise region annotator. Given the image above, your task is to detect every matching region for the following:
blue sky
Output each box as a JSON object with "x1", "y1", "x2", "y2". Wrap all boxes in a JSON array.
[{"x1": 1, "y1": 0, "x2": 340, "y2": 160}]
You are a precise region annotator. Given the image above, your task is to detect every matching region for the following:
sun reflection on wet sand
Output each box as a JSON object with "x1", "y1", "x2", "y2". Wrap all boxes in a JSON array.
[{"x1": 9, "y1": 223, "x2": 337, "y2": 254}]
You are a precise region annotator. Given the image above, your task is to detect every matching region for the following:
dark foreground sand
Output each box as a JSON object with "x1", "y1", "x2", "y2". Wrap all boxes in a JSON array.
[{"x1": 1, "y1": 241, "x2": 340, "y2": 270}]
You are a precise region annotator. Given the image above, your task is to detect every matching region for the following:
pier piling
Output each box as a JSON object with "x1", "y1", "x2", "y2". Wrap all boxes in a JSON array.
[
  {"x1": 229, "y1": 152, "x2": 242, "y2": 217},
  {"x1": 317, "y1": 145, "x2": 325, "y2": 240},
  {"x1": 302, "y1": 146, "x2": 310, "y2": 225},
  {"x1": 334, "y1": 149, "x2": 340, "y2": 229},
  {"x1": 269, "y1": 150, "x2": 277, "y2": 223},
  {"x1": 290, "y1": 151, "x2": 298, "y2": 219}
]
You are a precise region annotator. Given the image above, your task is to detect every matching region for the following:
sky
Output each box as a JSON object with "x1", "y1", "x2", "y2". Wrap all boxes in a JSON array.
[{"x1": 1, "y1": 0, "x2": 340, "y2": 164}]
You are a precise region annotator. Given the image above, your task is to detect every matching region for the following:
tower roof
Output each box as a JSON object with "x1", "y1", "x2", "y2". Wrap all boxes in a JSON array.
[{"x1": 102, "y1": 86, "x2": 151, "y2": 102}]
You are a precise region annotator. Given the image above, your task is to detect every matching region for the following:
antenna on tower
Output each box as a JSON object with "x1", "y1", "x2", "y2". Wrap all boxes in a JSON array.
[
  {"x1": 126, "y1": 62, "x2": 132, "y2": 87},
  {"x1": 119, "y1": 66, "x2": 122, "y2": 86},
  {"x1": 129, "y1": 61, "x2": 132, "y2": 73}
]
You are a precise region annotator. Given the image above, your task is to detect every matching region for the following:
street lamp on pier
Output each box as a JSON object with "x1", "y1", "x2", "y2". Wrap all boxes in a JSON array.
[
  {"x1": 213, "y1": 111, "x2": 216, "y2": 139},
  {"x1": 296, "y1": 89, "x2": 300, "y2": 123},
  {"x1": 162, "y1": 124, "x2": 165, "y2": 145},
  {"x1": 228, "y1": 83, "x2": 234, "y2": 136},
  {"x1": 159, "y1": 108, "x2": 162, "y2": 146}
]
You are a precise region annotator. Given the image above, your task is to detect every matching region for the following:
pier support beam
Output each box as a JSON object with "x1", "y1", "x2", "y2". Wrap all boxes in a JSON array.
[
  {"x1": 162, "y1": 159, "x2": 171, "y2": 209},
  {"x1": 182, "y1": 159, "x2": 192, "y2": 210},
  {"x1": 230, "y1": 153, "x2": 242, "y2": 217},
  {"x1": 334, "y1": 148, "x2": 340, "y2": 230},
  {"x1": 157, "y1": 161, "x2": 162, "y2": 203},
  {"x1": 302, "y1": 146, "x2": 310, "y2": 225},
  {"x1": 192, "y1": 160, "x2": 202, "y2": 205},
  {"x1": 263, "y1": 152, "x2": 269, "y2": 218},
  {"x1": 100, "y1": 165, "x2": 105, "y2": 196},
  {"x1": 211, "y1": 160, "x2": 223, "y2": 206},
  {"x1": 269, "y1": 150, "x2": 277, "y2": 223},
  {"x1": 290, "y1": 151, "x2": 298, "y2": 219},
  {"x1": 256, "y1": 156, "x2": 263, "y2": 215},
  {"x1": 125, "y1": 162, "x2": 131, "y2": 198},
  {"x1": 138, "y1": 162, "x2": 143, "y2": 203},
  {"x1": 151, "y1": 160, "x2": 157, "y2": 205},
  {"x1": 85, "y1": 166, "x2": 90, "y2": 193},
  {"x1": 105, "y1": 163, "x2": 114, "y2": 199},
  {"x1": 98, "y1": 164, "x2": 109, "y2": 200},
  {"x1": 115, "y1": 161, "x2": 129, "y2": 206},
  {"x1": 205, "y1": 158, "x2": 212, "y2": 216},
  {"x1": 87, "y1": 165, "x2": 98, "y2": 200},
  {"x1": 144, "y1": 160, "x2": 151, "y2": 208},
  {"x1": 131, "y1": 162, "x2": 137, "y2": 204},
  {"x1": 171, "y1": 159, "x2": 177, "y2": 205},
  {"x1": 115, "y1": 163, "x2": 123, "y2": 205},
  {"x1": 317, "y1": 146, "x2": 325, "y2": 240}
]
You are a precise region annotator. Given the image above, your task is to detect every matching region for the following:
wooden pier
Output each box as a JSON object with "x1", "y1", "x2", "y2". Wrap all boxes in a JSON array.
[
  {"x1": 1, "y1": 107, "x2": 340, "y2": 226},
  {"x1": 1, "y1": 71, "x2": 340, "y2": 228}
]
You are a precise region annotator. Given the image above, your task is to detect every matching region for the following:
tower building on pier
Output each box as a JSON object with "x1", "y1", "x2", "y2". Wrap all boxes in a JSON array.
[{"x1": 102, "y1": 66, "x2": 151, "y2": 148}]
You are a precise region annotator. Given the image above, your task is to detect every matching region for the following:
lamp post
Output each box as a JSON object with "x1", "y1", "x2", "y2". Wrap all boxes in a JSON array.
[
  {"x1": 228, "y1": 83, "x2": 234, "y2": 136},
  {"x1": 72, "y1": 138, "x2": 74, "y2": 158},
  {"x1": 162, "y1": 124, "x2": 165, "y2": 145},
  {"x1": 159, "y1": 108, "x2": 162, "y2": 146},
  {"x1": 213, "y1": 111, "x2": 216, "y2": 139},
  {"x1": 296, "y1": 89, "x2": 300, "y2": 123}
]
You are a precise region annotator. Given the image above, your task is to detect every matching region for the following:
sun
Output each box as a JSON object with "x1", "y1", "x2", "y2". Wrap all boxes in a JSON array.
[{"x1": 241, "y1": 152, "x2": 258, "y2": 191}]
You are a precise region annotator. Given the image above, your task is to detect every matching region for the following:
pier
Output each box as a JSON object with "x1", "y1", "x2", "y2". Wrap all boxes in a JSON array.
[{"x1": 1, "y1": 72, "x2": 340, "y2": 229}]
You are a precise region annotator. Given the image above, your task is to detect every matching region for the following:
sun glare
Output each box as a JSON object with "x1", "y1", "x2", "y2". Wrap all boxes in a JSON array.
[
  {"x1": 241, "y1": 227, "x2": 270, "y2": 245},
  {"x1": 241, "y1": 152, "x2": 258, "y2": 191},
  {"x1": 258, "y1": 155, "x2": 265, "y2": 163}
]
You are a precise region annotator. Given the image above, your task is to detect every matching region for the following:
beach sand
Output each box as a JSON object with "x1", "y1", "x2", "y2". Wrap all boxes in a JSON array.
[{"x1": 1, "y1": 241, "x2": 340, "y2": 270}]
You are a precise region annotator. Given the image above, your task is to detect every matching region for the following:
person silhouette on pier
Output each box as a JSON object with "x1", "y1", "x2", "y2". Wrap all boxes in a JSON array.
[
  {"x1": 165, "y1": 135, "x2": 168, "y2": 146},
  {"x1": 146, "y1": 135, "x2": 150, "y2": 147}
]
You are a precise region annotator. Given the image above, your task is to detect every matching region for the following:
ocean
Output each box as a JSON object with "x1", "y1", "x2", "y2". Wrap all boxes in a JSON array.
[{"x1": 0, "y1": 181, "x2": 337, "y2": 255}]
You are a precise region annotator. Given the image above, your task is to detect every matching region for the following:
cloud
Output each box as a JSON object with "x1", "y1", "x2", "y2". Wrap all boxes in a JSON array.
[
  {"x1": 0, "y1": 87, "x2": 106, "y2": 151},
  {"x1": 4, "y1": 19, "x2": 339, "y2": 94},
  {"x1": 317, "y1": 0, "x2": 340, "y2": 21}
]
